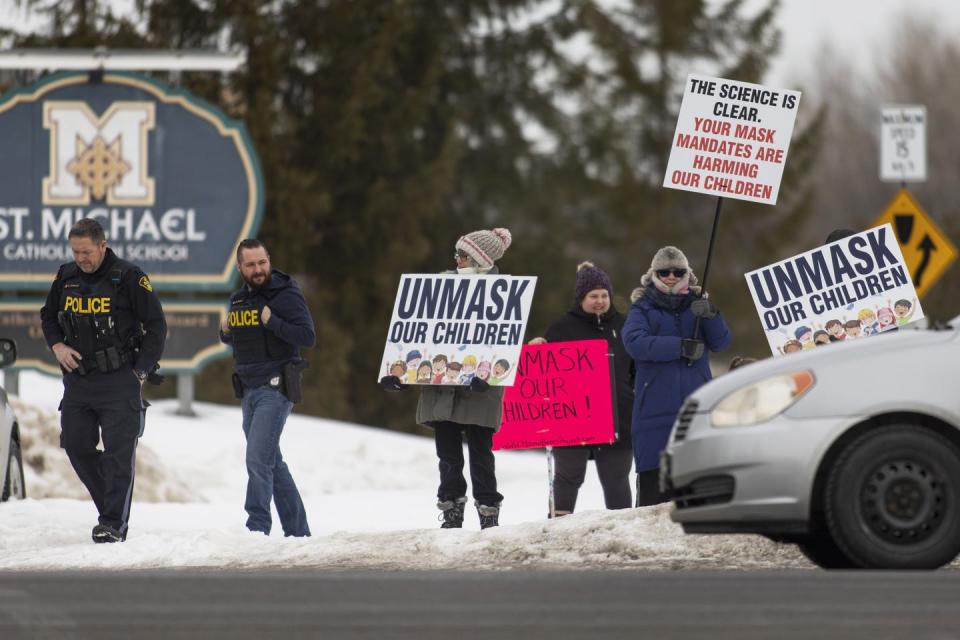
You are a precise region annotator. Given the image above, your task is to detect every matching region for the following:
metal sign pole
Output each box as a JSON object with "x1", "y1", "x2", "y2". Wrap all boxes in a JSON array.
[
  {"x1": 175, "y1": 373, "x2": 197, "y2": 417},
  {"x1": 547, "y1": 446, "x2": 556, "y2": 519},
  {"x1": 690, "y1": 195, "x2": 724, "y2": 345}
]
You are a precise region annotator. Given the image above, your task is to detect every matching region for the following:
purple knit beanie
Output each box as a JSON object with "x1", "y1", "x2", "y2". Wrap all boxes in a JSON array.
[{"x1": 575, "y1": 261, "x2": 613, "y2": 301}]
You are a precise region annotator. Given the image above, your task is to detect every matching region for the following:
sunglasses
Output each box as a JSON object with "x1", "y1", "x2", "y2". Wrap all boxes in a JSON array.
[
  {"x1": 656, "y1": 268, "x2": 687, "y2": 278},
  {"x1": 454, "y1": 250, "x2": 469, "y2": 260}
]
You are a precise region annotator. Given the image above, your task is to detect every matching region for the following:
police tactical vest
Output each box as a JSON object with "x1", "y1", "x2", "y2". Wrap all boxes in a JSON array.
[
  {"x1": 228, "y1": 289, "x2": 297, "y2": 365},
  {"x1": 57, "y1": 262, "x2": 138, "y2": 372}
]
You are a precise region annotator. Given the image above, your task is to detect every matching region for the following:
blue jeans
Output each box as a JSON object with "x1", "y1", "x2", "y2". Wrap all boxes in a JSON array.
[{"x1": 241, "y1": 385, "x2": 310, "y2": 536}]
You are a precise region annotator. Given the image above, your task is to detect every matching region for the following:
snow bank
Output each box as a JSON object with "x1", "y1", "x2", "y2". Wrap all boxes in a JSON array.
[
  {"x1": 11, "y1": 398, "x2": 197, "y2": 503},
  {"x1": 0, "y1": 500, "x2": 808, "y2": 571},
  {"x1": 0, "y1": 371, "x2": 811, "y2": 571}
]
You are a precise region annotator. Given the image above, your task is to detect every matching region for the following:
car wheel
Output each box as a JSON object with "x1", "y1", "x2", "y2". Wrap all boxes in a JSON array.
[
  {"x1": 795, "y1": 534, "x2": 858, "y2": 569},
  {"x1": 825, "y1": 425, "x2": 960, "y2": 569},
  {"x1": 1, "y1": 438, "x2": 25, "y2": 501}
]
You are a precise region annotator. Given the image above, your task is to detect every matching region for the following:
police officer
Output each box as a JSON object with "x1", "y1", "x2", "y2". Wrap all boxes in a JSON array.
[
  {"x1": 40, "y1": 218, "x2": 166, "y2": 543},
  {"x1": 220, "y1": 239, "x2": 314, "y2": 537}
]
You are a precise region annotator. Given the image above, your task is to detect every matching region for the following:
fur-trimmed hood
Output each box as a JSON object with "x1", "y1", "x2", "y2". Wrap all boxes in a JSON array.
[{"x1": 631, "y1": 273, "x2": 702, "y2": 303}]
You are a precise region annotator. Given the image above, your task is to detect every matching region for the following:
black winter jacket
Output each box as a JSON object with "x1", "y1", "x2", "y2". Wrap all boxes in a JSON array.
[
  {"x1": 221, "y1": 269, "x2": 316, "y2": 388},
  {"x1": 41, "y1": 248, "x2": 167, "y2": 376},
  {"x1": 543, "y1": 304, "x2": 634, "y2": 450}
]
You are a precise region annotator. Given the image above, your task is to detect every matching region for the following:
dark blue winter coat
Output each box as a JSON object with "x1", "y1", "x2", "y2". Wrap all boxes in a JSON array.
[
  {"x1": 622, "y1": 287, "x2": 731, "y2": 471},
  {"x1": 221, "y1": 269, "x2": 316, "y2": 389}
]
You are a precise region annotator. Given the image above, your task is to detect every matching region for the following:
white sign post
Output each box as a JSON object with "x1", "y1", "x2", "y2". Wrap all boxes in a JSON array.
[
  {"x1": 745, "y1": 224, "x2": 923, "y2": 357},
  {"x1": 663, "y1": 74, "x2": 802, "y2": 206},
  {"x1": 880, "y1": 104, "x2": 926, "y2": 183}
]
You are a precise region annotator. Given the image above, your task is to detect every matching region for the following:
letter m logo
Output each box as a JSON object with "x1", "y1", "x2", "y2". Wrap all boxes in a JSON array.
[{"x1": 42, "y1": 101, "x2": 155, "y2": 206}]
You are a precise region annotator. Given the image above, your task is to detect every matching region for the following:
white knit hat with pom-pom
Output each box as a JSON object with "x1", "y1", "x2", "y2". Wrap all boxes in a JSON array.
[{"x1": 456, "y1": 228, "x2": 512, "y2": 268}]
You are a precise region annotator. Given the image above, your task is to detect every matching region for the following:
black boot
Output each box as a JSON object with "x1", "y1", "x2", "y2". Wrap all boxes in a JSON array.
[
  {"x1": 437, "y1": 497, "x2": 467, "y2": 529},
  {"x1": 476, "y1": 502, "x2": 500, "y2": 529},
  {"x1": 92, "y1": 524, "x2": 124, "y2": 543}
]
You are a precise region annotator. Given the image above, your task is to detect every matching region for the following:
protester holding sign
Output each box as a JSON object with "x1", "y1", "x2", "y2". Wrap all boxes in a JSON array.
[
  {"x1": 528, "y1": 262, "x2": 634, "y2": 516},
  {"x1": 381, "y1": 228, "x2": 514, "y2": 530},
  {"x1": 623, "y1": 246, "x2": 731, "y2": 506}
]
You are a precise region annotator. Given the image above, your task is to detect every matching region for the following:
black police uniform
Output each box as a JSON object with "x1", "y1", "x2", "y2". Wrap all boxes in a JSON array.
[
  {"x1": 228, "y1": 289, "x2": 298, "y2": 374},
  {"x1": 222, "y1": 269, "x2": 313, "y2": 394},
  {"x1": 40, "y1": 248, "x2": 166, "y2": 540}
]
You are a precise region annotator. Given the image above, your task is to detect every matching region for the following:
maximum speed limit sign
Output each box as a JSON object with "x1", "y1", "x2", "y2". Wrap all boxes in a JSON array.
[{"x1": 880, "y1": 105, "x2": 926, "y2": 183}]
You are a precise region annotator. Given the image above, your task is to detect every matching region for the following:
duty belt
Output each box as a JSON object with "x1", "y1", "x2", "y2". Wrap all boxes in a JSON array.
[
  {"x1": 74, "y1": 345, "x2": 136, "y2": 376},
  {"x1": 57, "y1": 310, "x2": 134, "y2": 375}
]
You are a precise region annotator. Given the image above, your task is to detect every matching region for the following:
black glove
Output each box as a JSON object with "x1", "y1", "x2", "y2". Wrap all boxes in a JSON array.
[
  {"x1": 680, "y1": 338, "x2": 705, "y2": 362},
  {"x1": 379, "y1": 375, "x2": 408, "y2": 392},
  {"x1": 469, "y1": 377, "x2": 490, "y2": 393},
  {"x1": 690, "y1": 298, "x2": 718, "y2": 319}
]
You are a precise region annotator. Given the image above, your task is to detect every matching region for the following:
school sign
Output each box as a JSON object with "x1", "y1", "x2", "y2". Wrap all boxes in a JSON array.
[{"x1": 0, "y1": 71, "x2": 264, "y2": 290}]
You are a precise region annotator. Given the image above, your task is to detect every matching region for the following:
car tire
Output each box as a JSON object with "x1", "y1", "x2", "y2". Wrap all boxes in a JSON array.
[
  {"x1": 825, "y1": 425, "x2": 960, "y2": 569},
  {"x1": 795, "y1": 534, "x2": 858, "y2": 569},
  {"x1": 1, "y1": 438, "x2": 25, "y2": 501}
]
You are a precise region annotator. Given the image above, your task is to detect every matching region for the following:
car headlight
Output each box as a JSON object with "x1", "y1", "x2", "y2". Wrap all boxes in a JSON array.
[{"x1": 711, "y1": 370, "x2": 815, "y2": 427}]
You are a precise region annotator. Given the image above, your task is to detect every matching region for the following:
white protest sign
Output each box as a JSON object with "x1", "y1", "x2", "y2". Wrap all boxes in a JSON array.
[
  {"x1": 880, "y1": 104, "x2": 926, "y2": 183},
  {"x1": 379, "y1": 274, "x2": 537, "y2": 386},
  {"x1": 745, "y1": 224, "x2": 924, "y2": 357},
  {"x1": 663, "y1": 74, "x2": 801, "y2": 205}
]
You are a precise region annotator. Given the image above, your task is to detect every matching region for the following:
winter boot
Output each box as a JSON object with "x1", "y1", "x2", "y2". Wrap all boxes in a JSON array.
[
  {"x1": 476, "y1": 502, "x2": 500, "y2": 529},
  {"x1": 437, "y1": 496, "x2": 468, "y2": 529},
  {"x1": 91, "y1": 524, "x2": 124, "y2": 543}
]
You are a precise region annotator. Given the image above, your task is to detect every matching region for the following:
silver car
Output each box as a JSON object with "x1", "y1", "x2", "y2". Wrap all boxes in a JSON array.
[
  {"x1": 0, "y1": 338, "x2": 25, "y2": 502},
  {"x1": 662, "y1": 327, "x2": 960, "y2": 569}
]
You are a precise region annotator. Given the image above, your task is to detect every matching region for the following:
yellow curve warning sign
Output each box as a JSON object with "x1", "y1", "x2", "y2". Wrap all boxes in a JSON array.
[{"x1": 872, "y1": 188, "x2": 958, "y2": 298}]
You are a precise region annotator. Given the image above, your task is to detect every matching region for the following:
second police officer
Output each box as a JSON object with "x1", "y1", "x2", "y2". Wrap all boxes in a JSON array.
[
  {"x1": 220, "y1": 239, "x2": 315, "y2": 537},
  {"x1": 40, "y1": 218, "x2": 166, "y2": 543}
]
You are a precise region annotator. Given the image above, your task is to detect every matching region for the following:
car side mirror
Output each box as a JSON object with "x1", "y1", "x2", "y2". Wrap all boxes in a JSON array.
[{"x1": 0, "y1": 339, "x2": 17, "y2": 369}]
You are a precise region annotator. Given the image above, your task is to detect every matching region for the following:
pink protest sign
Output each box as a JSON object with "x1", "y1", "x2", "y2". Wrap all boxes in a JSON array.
[{"x1": 493, "y1": 339, "x2": 616, "y2": 451}]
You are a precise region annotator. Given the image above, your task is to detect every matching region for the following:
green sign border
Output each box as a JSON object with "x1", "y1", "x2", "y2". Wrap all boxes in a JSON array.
[{"x1": 0, "y1": 70, "x2": 264, "y2": 292}]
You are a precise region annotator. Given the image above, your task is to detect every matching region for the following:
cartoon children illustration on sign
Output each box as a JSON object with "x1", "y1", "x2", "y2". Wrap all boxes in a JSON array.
[
  {"x1": 893, "y1": 298, "x2": 916, "y2": 326},
  {"x1": 405, "y1": 350, "x2": 423, "y2": 384},
  {"x1": 813, "y1": 330, "x2": 830, "y2": 346},
  {"x1": 476, "y1": 361, "x2": 492, "y2": 382},
  {"x1": 877, "y1": 307, "x2": 897, "y2": 332},
  {"x1": 844, "y1": 319, "x2": 861, "y2": 339},
  {"x1": 794, "y1": 326, "x2": 814, "y2": 349},
  {"x1": 431, "y1": 354, "x2": 448, "y2": 384},
  {"x1": 780, "y1": 339, "x2": 803, "y2": 354},
  {"x1": 443, "y1": 361, "x2": 462, "y2": 384},
  {"x1": 389, "y1": 361, "x2": 407, "y2": 379},
  {"x1": 489, "y1": 358, "x2": 511, "y2": 385},
  {"x1": 416, "y1": 361, "x2": 433, "y2": 383},
  {"x1": 825, "y1": 319, "x2": 845, "y2": 342},
  {"x1": 459, "y1": 355, "x2": 478, "y2": 384},
  {"x1": 858, "y1": 308, "x2": 879, "y2": 336}
]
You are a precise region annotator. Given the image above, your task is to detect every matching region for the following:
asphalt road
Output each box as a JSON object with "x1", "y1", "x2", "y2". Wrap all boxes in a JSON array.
[{"x1": 1, "y1": 570, "x2": 959, "y2": 639}]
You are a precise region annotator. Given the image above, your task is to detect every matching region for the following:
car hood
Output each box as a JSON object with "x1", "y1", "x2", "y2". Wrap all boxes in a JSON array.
[{"x1": 693, "y1": 329, "x2": 959, "y2": 414}]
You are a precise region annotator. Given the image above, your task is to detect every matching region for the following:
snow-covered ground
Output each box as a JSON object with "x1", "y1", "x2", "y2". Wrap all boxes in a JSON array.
[{"x1": 0, "y1": 371, "x2": 811, "y2": 571}]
